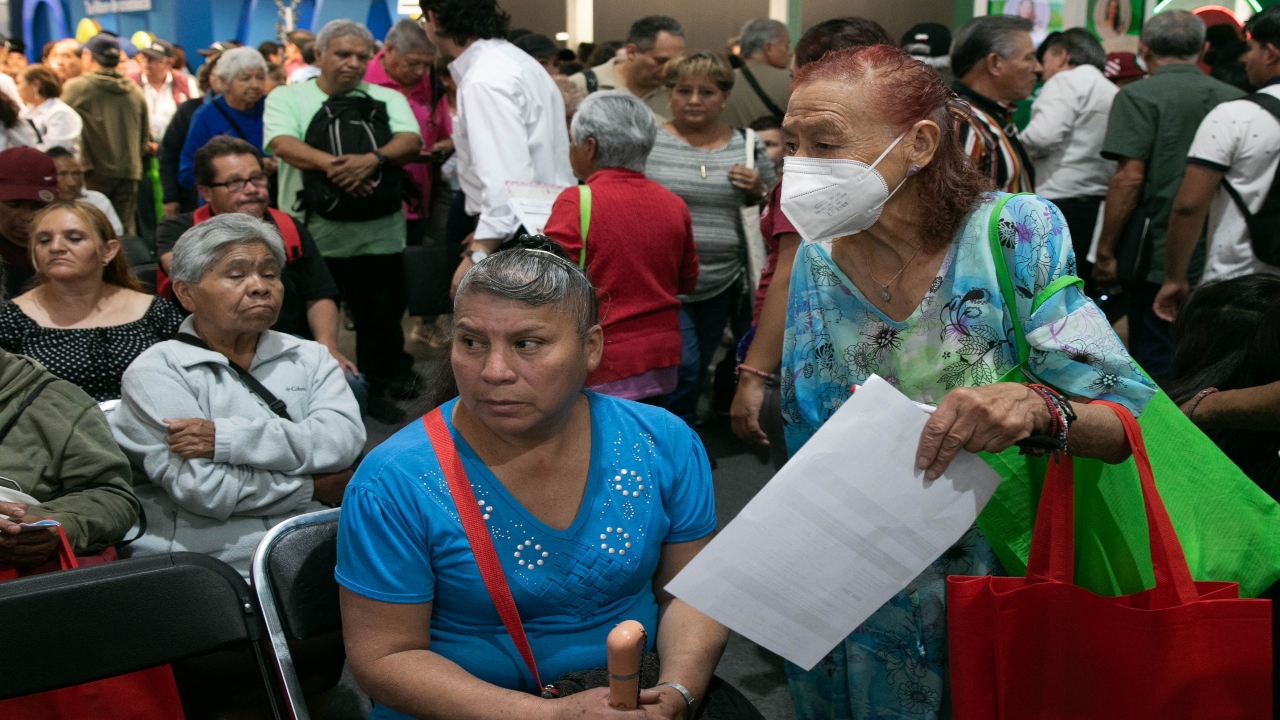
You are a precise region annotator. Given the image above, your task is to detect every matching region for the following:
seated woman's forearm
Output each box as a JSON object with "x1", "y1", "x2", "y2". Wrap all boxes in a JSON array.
[
  {"x1": 355, "y1": 648, "x2": 553, "y2": 720},
  {"x1": 1189, "y1": 382, "x2": 1280, "y2": 433},
  {"x1": 161, "y1": 461, "x2": 313, "y2": 520},
  {"x1": 653, "y1": 598, "x2": 729, "y2": 703},
  {"x1": 1066, "y1": 401, "x2": 1131, "y2": 464}
]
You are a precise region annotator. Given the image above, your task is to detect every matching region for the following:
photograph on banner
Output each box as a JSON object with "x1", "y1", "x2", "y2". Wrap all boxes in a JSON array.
[
  {"x1": 1088, "y1": 0, "x2": 1144, "y2": 52},
  {"x1": 990, "y1": 0, "x2": 1065, "y2": 44}
]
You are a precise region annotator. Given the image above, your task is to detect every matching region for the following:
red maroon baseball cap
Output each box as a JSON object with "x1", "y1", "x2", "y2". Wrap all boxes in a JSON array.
[
  {"x1": 0, "y1": 147, "x2": 57, "y2": 204},
  {"x1": 1105, "y1": 52, "x2": 1145, "y2": 82}
]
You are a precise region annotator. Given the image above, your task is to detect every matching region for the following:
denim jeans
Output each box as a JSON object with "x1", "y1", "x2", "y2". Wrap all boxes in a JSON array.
[{"x1": 657, "y1": 286, "x2": 738, "y2": 426}]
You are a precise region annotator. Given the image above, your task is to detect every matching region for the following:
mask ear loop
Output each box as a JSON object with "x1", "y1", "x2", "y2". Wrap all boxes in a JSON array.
[{"x1": 871, "y1": 131, "x2": 912, "y2": 203}]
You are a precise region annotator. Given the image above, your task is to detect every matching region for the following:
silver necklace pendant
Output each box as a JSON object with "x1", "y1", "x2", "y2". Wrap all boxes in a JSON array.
[{"x1": 881, "y1": 286, "x2": 892, "y2": 301}]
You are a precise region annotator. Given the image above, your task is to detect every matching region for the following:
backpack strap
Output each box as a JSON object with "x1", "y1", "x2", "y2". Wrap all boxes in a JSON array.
[
  {"x1": 267, "y1": 208, "x2": 304, "y2": 263},
  {"x1": 1214, "y1": 93, "x2": 1280, "y2": 224},
  {"x1": 738, "y1": 64, "x2": 785, "y2": 119},
  {"x1": 577, "y1": 185, "x2": 591, "y2": 271},
  {"x1": 173, "y1": 333, "x2": 292, "y2": 420},
  {"x1": 0, "y1": 378, "x2": 57, "y2": 447},
  {"x1": 422, "y1": 408, "x2": 546, "y2": 692},
  {"x1": 584, "y1": 69, "x2": 599, "y2": 93}
]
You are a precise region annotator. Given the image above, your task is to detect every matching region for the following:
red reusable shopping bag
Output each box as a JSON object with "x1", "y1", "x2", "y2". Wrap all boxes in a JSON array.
[
  {"x1": 0, "y1": 526, "x2": 186, "y2": 720},
  {"x1": 947, "y1": 401, "x2": 1272, "y2": 719}
]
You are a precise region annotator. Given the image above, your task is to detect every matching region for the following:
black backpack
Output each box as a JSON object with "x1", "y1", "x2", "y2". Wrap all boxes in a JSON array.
[
  {"x1": 299, "y1": 89, "x2": 404, "y2": 222},
  {"x1": 1219, "y1": 93, "x2": 1280, "y2": 267}
]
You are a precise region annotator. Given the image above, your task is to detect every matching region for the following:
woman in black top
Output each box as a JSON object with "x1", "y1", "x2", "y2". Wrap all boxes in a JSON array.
[{"x1": 0, "y1": 200, "x2": 181, "y2": 401}]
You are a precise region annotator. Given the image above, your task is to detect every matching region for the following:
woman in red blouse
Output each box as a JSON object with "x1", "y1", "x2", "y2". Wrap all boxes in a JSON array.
[{"x1": 543, "y1": 91, "x2": 699, "y2": 401}]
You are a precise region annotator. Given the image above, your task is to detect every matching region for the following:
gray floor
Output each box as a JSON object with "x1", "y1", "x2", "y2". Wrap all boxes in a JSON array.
[{"x1": 324, "y1": 321, "x2": 796, "y2": 719}]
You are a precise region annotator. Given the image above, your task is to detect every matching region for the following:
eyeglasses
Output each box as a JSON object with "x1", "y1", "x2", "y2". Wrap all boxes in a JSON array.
[
  {"x1": 209, "y1": 174, "x2": 269, "y2": 193},
  {"x1": 56, "y1": 170, "x2": 84, "y2": 179}
]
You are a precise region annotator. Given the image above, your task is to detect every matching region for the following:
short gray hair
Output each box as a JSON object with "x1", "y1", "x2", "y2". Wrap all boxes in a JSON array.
[
  {"x1": 628, "y1": 16, "x2": 684, "y2": 52},
  {"x1": 316, "y1": 19, "x2": 375, "y2": 56},
  {"x1": 455, "y1": 244, "x2": 598, "y2": 338},
  {"x1": 213, "y1": 46, "x2": 268, "y2": 81},
  {"x1": 170, "y1": 213, "x2": 286, "y2": 284},
  {"x1": 385, "y1": 18, "x2": 434, "y2": 55},
  {"x1": 951, "y1": 15, "x2": 1033, "y2": 79},
  {"x1": 570, "y1": 91, "x2": 656, "y2": 173},
  {"x1": 1142, "y1": 10, "x2": 1206, "y2": 60},
  {"x1": 1044, "y1": 27, "x2": 1106, "y2": 70},
  {"x1": 739, "y1": 18, "x2": 788, "y2": 59}
]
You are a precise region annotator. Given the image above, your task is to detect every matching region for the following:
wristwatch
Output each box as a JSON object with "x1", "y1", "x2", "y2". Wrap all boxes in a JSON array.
[
  {"x1": 372, "y1": 150, "x2": 388, "y2": 168},
  {"x1": 655, "y1": 681, "x2": 696, "y2": 714},
  {"x1": 469, "y1": 247, "x2": 489, "y2": 265}
]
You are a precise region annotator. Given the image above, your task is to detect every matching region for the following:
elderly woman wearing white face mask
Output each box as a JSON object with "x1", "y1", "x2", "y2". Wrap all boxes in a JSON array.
[{"x1": 777, "y1": 46, "x2": 1158, "y2": 719}]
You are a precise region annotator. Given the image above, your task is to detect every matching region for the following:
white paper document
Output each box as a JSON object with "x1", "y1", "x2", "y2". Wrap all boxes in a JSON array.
[
  {"x1": 666, "y1": 375, "x2": 1002, "y2": 670},
  {"x1": 505, "y1": 181, "x2": 571, "y2": 236}
]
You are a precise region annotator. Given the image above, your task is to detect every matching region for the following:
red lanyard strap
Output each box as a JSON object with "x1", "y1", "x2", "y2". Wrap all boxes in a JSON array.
[{"x1": 422, "y1": 408, "x2": 545, "y2": 690}]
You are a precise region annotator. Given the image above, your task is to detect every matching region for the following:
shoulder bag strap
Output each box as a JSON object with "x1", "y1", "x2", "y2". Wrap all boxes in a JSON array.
[
  {"x1": 577, "y1": 185, "x2": 591, "y2": 271},
  {"x1": 744, "y1": 128, "x2": 756, "y2": 170},
  {"x1": 422, "y1": 408, "x2": 545, "y2": 691},
  {"x1": 173, "y1": 333, "x2": 292, "y2": 420},
  {"x1": 25, "y1": 118, "x2": 43, "y2": 145},
  {"x1": 1217, "y1": 93, "x2": 1280, "y2": 223},
  {"x1": 987, "y1": 193, "x2": 1086, "y2": 376},
  {"x1": 267, "y1": 208, "x2": 304, "y2": 262},
  {"x1": 0, "y1": 378, "x2": 57, "y2": 446},
  {"x1": 738, "y1": 64, "x2": 785, "y2": 118},
  {"x1": 210, "y1": 98, "x2": 250, "y2": 141},
  {"x1": 584, "y1": 69, "x2": 599, "y2": 93}
]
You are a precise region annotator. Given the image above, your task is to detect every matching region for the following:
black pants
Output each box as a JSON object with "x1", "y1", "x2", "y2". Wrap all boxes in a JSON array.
[
  {"x1": 1123, "y1": 280, "x2": 1174, "y2": 383},
  {"x1": 1050, "y1": 195, "x2": 1104, "y2": 299},
  {"x1": 325, "y1": 253, "x2": 413, "y2": 391}
]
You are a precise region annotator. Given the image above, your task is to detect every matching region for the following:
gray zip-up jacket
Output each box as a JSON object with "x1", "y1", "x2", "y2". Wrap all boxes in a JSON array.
[{"x1": 110, "y1": 317, "x2": 364, "y2": 574}]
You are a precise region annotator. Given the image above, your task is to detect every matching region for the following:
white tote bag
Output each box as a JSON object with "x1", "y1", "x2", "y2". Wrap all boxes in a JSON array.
[{"x1": 740, "y1": 128, "x2": 769, "y2": 298}]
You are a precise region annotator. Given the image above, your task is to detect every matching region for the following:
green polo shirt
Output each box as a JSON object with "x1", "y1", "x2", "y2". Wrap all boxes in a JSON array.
[
  {"x1": 263, "y1": 80, "x2": 421, "y2": 258},
  {"x1": 1101, "y1": 63, "x2": 1244, "y2": 284}
]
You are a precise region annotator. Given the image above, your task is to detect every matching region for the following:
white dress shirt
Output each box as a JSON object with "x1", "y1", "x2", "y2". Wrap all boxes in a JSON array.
[
  {"x1": 450, "y1": 38, "x2": 574, "y2": 241},
  {"x1": 21, "y1": 97, "x2": 83, "y2": 156},
  {"x1": 1022, "y1": 64, "x2": 1118, "y2": 200},
  {"x1": 0, "y1": 74, "x2": 21, "y2": 108},
  {"x1": 289, "y1": 65, "x2": 321, "y2": 85},
  {"x1": 142, "y1": 72, "x2": 181, "y2": 140}
]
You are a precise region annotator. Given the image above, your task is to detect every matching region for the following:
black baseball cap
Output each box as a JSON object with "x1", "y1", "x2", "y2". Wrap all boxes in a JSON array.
[
  {"x1": 138, "y1": 36, "x2": 175, "y2": 60},
  {"x1": 901, "y1": 23, "x2": 951, "y2": 58},
  {"x1": 198, "y1": 40, "x2": 242, "y2": 57},
  {"x1": 81, "y1": 33, "x2": 122, "y2": 67}
]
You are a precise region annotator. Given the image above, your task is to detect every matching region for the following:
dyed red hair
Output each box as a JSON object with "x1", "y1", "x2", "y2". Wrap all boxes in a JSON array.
[{"x1": 792, "y1": 44, "x2": 992, "y2": 250}]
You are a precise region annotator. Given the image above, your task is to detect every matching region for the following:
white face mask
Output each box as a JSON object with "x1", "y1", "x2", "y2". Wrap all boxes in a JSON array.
[{"x1": 780, "y1": 132, "x2": 909, "y2": 243}]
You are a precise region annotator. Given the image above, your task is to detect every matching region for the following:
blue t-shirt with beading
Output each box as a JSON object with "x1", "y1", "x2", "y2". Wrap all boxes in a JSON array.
[{"x1": 336, "y1": 393, "x2": 716, "y2": 713}]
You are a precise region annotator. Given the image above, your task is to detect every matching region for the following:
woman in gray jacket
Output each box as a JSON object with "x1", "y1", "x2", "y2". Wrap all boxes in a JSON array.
[{"x1": 111, "y1": 213, "x2": 365, "y2": 576}]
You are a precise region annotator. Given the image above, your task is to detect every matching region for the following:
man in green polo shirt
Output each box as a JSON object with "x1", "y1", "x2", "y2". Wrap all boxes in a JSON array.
[
  {"x1": 1094, "y1": 10, "x2": 1243, "y2": 381},
  {"x1": 265, "y1": 19, "x2": 422, "y2": 418}
]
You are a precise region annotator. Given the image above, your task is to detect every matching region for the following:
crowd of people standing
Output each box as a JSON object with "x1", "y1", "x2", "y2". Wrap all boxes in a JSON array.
[{"x1": 0, "y1": 1, "x2": 1277, "y2": 719}]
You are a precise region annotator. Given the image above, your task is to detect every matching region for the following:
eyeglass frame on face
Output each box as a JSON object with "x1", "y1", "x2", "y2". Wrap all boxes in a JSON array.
[{"x1": 207, "y1": 174, "x2": 270, "y2": 193}]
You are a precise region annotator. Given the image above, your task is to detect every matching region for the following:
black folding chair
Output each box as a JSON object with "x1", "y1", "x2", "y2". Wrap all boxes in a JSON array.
[
  {"x1": 251, "y1": 508, "x2": 343, "y2": 720},
  {"x1": 0, "y1": 552, "x2": 281, "y2": 717},
  {"x1": 118, "y1": 232, "x2": 158, "y2": 290}
]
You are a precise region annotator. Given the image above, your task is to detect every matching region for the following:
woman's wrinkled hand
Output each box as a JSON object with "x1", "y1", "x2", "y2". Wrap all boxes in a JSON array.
[
  {"x1": 549, "y1": 687, "x2": 651, "y2": 719},
  {"x1": 0, "y1": 501, "x2": 59, "y2": 570},
  {"x1": 915, "y1": 383, "x2": 1052, "y2": 480},
  {"x1": 728, "y1": 165, "x2": 765, "y2": 201},
  {"x1": 731, "y1": 373, "x2": 769, "y2": 445},
  {"x1": 164, "y1": 418, "x2": 216, "y2": 460}
]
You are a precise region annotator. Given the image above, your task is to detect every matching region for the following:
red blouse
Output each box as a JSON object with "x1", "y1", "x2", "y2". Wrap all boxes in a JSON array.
[{"x1": 544, "y1": 168, "x2": 699, "y2": 386}]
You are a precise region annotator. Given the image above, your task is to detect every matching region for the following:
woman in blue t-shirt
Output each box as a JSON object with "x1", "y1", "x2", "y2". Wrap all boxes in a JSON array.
[{"x1": 337, "y1": 241, "x2": 760, "y2": 720}]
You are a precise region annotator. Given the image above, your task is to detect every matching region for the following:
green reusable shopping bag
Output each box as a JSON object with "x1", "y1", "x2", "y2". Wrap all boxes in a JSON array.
[{"x1": 972, "y1": 193, "x2": 1280, "y2": 598}]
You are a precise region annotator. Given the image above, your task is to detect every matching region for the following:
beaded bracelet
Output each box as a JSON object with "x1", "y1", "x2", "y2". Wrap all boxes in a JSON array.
[
  {"x1": 736, "y1": 363, "x2": 777, "y2": 381},
  {"x1": 1184, "y1": 387, "x2": 1219, "y2": 421},
  {"x1": 1019, "y1": 384, "x2": 1077, "y2": 460}
]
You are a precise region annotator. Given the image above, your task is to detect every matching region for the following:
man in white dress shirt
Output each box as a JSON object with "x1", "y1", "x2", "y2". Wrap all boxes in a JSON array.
[
  {"x1": 130, "y1": 37, "x2": 197, "y2": 143},
  {"x1": 1021, "y1": 28, "x2": 1117, "y2": 293},
  {"x1": 418, "y1": 0, "x2": 575, "y2": 294},
  {"x1": 1155, "y1": 5, "x2": 1280, "y2": 321}
]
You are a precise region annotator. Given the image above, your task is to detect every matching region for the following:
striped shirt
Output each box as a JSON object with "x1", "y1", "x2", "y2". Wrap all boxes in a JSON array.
[
  {"x1": 954, "y1": 82, "x2": 1035, "y2": 193},
  {"x1": 645, "y1": 128, "x2": 777, "y2": 303}
]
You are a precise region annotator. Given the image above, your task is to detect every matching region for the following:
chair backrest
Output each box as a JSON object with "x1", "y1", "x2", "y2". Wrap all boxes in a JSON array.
[
  {"x1": 0, "y1": 552, "x2": 267, "y2": 699},
  {"x1": 118, "y1": 233, "x2": 158, "y2": 289},
  {"x1": 260, "y1": 508, "x2": 342, "y2": 641}
]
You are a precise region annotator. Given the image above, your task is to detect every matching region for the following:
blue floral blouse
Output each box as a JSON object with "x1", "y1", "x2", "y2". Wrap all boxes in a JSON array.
[{"x1": 780, "y1": 193, "x2": 1157, "y2": 720}]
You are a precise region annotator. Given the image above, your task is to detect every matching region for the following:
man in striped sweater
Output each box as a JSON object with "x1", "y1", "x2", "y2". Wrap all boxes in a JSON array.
[{"x1": 950, "y1": 15, "x2": 1042, "y2": 193}]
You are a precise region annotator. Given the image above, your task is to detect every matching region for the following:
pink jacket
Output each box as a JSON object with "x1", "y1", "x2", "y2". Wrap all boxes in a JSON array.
[{"x1": 364, "y1": 51, "x2": 452, "y2": 220}]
